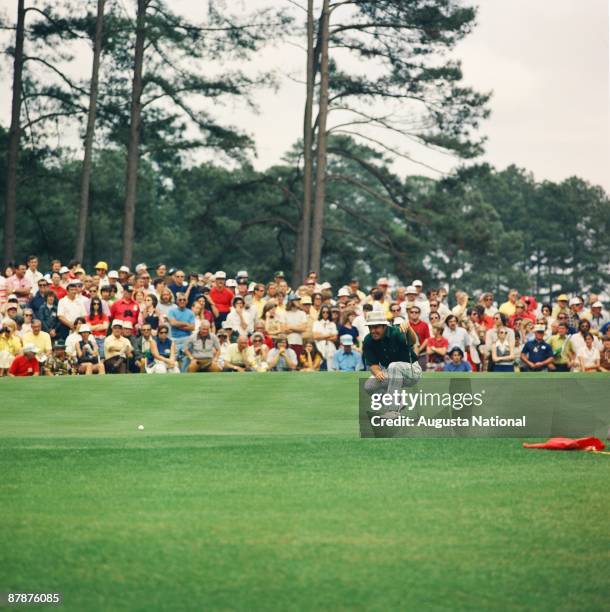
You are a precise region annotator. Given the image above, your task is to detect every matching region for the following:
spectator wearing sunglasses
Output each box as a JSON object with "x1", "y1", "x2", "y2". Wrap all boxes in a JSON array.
[{"x1": 110, "y1": 284, "x2": 140, "y2": 334}]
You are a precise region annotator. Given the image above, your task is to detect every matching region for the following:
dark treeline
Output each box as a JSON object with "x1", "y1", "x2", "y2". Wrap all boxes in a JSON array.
[{"x1": 1, "y1": 0, "x2": 609, "y2": 296}]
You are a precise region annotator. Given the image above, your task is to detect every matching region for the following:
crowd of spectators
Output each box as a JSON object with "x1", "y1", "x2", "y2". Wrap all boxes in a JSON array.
[{"x1": 1, "y1": 255, "x2": 609, "y2": 377}]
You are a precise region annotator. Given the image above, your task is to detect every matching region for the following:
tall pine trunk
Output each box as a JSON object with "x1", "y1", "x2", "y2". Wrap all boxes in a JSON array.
[
  {"x1": 3, "y1": 0, "x2": 25, "y2": 266},
  {"x1": 309, "y1": 0, "x2": 330, "y2": 275},
  {"x1": 121, "y1": 0, "x2": 147, "y2": 268},
  {"x1": 292, "y1": 0, "x2": 315, "y2": 286},
  {"x1": 75, "y1": 0, "x2": 105, "y2": 262}
]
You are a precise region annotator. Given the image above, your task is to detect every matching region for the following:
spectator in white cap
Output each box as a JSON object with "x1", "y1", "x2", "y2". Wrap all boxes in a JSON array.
[
  {"x1": 376, "y1": 277, "x2": 390, "y2": 299},
  {"x1": 58, "y1": 266, "x2": 71, "y2": 288},
  {"x1": 337, "y1": 287, "x2": 350, "y2": 304},
  {"x1": 8, "y1": 343, "x2": 40, "y2": 376},
  {"x1": 104, "y1": 320, "x2": 133, "y2": 374},
  {"x1": 412, "y1": 280, "x2": 428, "y2": 305},
  {"x1": 75, "y1": 325, "x2": 105, "y2": 375},
  {"x1": 107, "y1": 270, "x2": 122, "y2": 299},
  {"x1": 583, "y1": 301, "x2": 608, "y2": 331},
  {"x1": 118, "y1": 265, "x2": 131, "y2": 284},
  {"x1": 567, "y1": 296, "x2": 583, "y2": 330},
  {"x1": 331, "y1": 334, "x2": 363, "y2": 372},
  {"x1": 209, "y1": 271, "x2": 234, "y2": 327},
  {"x1": 400, "y1": 286, "x2": 418, "y2": 316},
  {"x1": 135, "y1": 263, "x2": 147, "y2": 275}
]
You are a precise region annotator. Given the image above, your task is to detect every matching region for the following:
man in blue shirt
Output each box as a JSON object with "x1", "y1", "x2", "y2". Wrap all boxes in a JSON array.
[
  {"x1": 332, "y1": 334, "x2": 363, "y2": 372},
  {"x1": 521, "y1": 325, "x2": 554, "y2": 372},
  {"x1": 167, "y1": 292, "x2": 196, "y2": 371}
]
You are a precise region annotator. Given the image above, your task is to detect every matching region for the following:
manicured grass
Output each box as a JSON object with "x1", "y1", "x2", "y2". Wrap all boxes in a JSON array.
[{"x1": 1, "y1": 373, "x2": 609, "y2": 611}]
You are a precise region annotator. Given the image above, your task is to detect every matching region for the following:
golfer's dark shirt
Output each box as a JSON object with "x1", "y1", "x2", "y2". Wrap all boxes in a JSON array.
[{"x1": 363, "y1": 325, "x2": 418, "y2": 368}]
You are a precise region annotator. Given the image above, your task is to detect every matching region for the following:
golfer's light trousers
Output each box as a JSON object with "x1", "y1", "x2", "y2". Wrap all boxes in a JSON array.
[{"x1": 364, "y1": 361, "x2": 423, "y2": 409}]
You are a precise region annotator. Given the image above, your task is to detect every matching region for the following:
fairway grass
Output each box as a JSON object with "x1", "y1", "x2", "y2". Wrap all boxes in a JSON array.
[{"x1": 1, "y1": 374, "x2": 609, "y2": 611}]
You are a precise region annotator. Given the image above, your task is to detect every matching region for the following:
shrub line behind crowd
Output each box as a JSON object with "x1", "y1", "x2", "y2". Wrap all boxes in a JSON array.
[{"x1": 1, "y1": 257, "x2": 609, "y2": 377}]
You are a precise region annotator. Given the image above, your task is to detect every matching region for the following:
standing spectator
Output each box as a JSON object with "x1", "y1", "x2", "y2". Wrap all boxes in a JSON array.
[
  {"x1": 520, "y1": 325, "x2": 554, "y2": 372},
  {"x1": 209, "y1": 271, "x2": 234, "y2": 327},
  {"x1": 499, "y1": 289, "x2": 519, "y2": 317},
  {"x1": 110, "y1": 284, "x2": 140, "y2": 333},
  {"x1": 185, "y1": 322, "x2": 221, "y2": 372},
  {"x1": 408, "y1": 304, "x2": 430, "y2": 369},
  {"x1": 443, "y1": 347, "x2": 472, "y2": 372},
  {"x1": 157, "y1": 287, "x2": 174, "y2": 318},
  {"x1": 547, "y1": 322, "x2": 572, "y2": 372},
  {"x1": 93, "y1": 262, "x2": 109, "y2": 288},
  {"x1": 426, "y1": 323, "x2": 449, "y2": 371},
  {"x1": 331, "y1": 334, "x2": 363, "y2": 372},
  {"x1": 584, "y1": 301, "x2": 608, "y2": 331},
  {"x1": 262, "y1": 301, "x2": 285, "y2": 340},
  {"x1": 138, "y1": 293, "x2": 162, "y2": 334},
  {"x1": 567, "y1": 297, "x2": 583, "y2": 330},
  {"x1": 8, "y1": 344, "x2": 40, "y2": 377},
  {"x1": 226, "y1": 296, "x2": 255, "y2": 337},
  {"x1": 29, "y1": 278, "x2": 49, "y2": 313},
  {"x1": 491, "y1": 329, "x2": 515, "y2": 372},
  {"x1": 299, "y1": 340, "x2": 323, "y2": 371},
  {"x1": 167, "y1": 292, "x2": 196, "y2": 371},
  {"x1": 6, "y1": 263, "x2": 32, "y2": 306},
  {"x1": 0, "y1": 272, "x2": 6, "y2": 310},
  {"x1": 48, "y1": 272, "x2": 67, "y2": 301},
  {"x1": 167, "y1": 270, "x2": 186, "y2": 297},
  {"x1": 37, "y1": 291, "x2": 60, "y2": 340},
  {"x1": 313, "y1": 305, "x2": 338, "y2": 369},
  {"x1": 103, "y1": 321, "x2": 133, "y2": 374},
  {"x1": 284, "y1": 294, "x2": 307, "y2": 357},
  {"x1": 148, "y1": 325, "x2": 180, "y2": 373},
  {"x1": 267, "y1": 335, "x2": 298, "y2": 372},
  {"x1": 479, "y1": 292, "x2": 498, "y2": 318},
  {"x1": 86, "y1": 297, "x2": 110, "y2": 356},
  {"x1": 338, "y1": 309, "x2": 359, "y2": 347},
  {"x1": 443, "y1": 315, "x2": 470, "y2": 353},
  {"x1": 57, "y1": 281, "x2": 87, "y2": 341},
  {"x1": 24, "y1": 255, "x2": 43, "y2": 291},
  {"x1": 577, "y1": 334, "x2": 601, "y2": 372},
  {"x1": 551, "y1": 294, "x2": 570, "y2": 319},
  {"x1": 251, "y1": 283, "x2": 267, "y2": 319}
]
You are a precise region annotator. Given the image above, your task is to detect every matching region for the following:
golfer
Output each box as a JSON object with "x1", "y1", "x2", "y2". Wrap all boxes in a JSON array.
[{"x1": 363, "y1": 310, "x2": 422, "y2": 405}]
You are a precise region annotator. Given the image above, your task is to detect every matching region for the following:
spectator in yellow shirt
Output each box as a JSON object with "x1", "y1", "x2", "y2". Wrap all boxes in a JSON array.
[{"x1": 498, "y1": 289, "x2": 520, "y2": 317}]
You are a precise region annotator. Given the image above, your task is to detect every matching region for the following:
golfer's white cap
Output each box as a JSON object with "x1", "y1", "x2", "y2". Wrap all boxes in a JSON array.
[
  {"x1": 569, "y1": 297, "x2": 582, "y2": 306},
  {"x1": 366, "y1": 311, "x2": 389, "y2": 326}
]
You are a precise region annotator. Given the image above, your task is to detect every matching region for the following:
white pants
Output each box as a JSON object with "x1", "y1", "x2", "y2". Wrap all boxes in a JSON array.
[
  {"x1": 364, "y1": 361, "x2": 423, "y2": 405},
  {"x1": 146, "y1": 361, "x2": 180, "y2": 374}
]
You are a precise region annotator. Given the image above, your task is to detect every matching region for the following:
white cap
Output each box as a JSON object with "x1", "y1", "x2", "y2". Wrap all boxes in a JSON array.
[
  {"x1": 111, "y1": 319, "x2": 124, "y2": 327},
  {"x1": 22, "y1": 343, "x2": 39, "y2": 354},
  {"x1": 79, "y1": 324, "x2": 92, "y2": 333},
  {"x1": 7, "y1": 294, "x2": 18, "y2": 301},
  {"x1": 339, "y1": 334, "x2": 354, "y2": 345},
  {"x1": 119, "y1": 265, "x2": 130, "y2": 273},
  {"x1": 534, "y1": 324, "x2": 546, "y2": 332},
  {"x1": 569, "y1": 297, "x2": 582, "y2": 306},
  {"x1": 236, "y1": 270, "x2": 248, "y2": 278},
  {"x1": 405, "y1": 286, "x2": 417, "y2": 294},
  {"x1": 44, "y1": 273, "x2": 52, "y2": 281},
  {"x1": 59, "y1": 266, "x2": 69, "y2": 274},
  {"x1": 215, "y1": 270, "x2": 226, "y2": 279},
  {"x1": 108, "y1": 270, "x2": 119, "y2": 279},
  {"x1": 135, "y1": 263, "x2": 147, "y2": 274},
  {"x1": 337, "y1": 287, "x2": 350, "y2": 297},
  {"x1": 122, "y1": 320, "x2": 133, "y2": 330},
  {"x1": 366, "y1": 311, "x2": 389, "y2": 326},
  {"x1": 412, "y1": 280, "x2": 423, "y2": 287},
  {"x1": 320, "y1": 281, "x2": 332, "y2": 290},
  {"x1": 222, "y1": 320, "x2": 233, "y2": 329},
  {"x1": 592, "y1": 301, "x2": 603, "y2": 308},
  {"x1": 377, "y1": 277, "x2": 389, "y2": 286},
  {"x1": 226, "y1": 279, "x2": 237, "y2": 288}
]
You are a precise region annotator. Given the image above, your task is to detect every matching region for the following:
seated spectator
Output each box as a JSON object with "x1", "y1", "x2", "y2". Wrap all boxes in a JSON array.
[
  {"x1": 577, "y1": 334, "x2": 601, "y2": 372},
  {"x1": 225, "y1": 335, "x2": 256, "y2": 372},
  {"x1": 267, "y1": 335, "x2": 298, "y2": 372},
  {"x1": 46, "y1": 340, "x2": 76, "y2": 376},
  {"x1": 443, "y1": 347, "x2": 472, "y2": 372},
  {"x1": 566, "y1": 320, "x2": 602, "y2": 371},
  {"x1": 75, "y1": 325, "x2": 105, "y2": 375},
  {"x1": 499, "y1": 289, "x2": 519, "y2": 317},
  {"x1": 103, "y1": 321, "x2": 133, "y2": 374},
  {"x1": 554, "y1": 312, "x2": 576, "y2": 335},
  {"x1": 148, "y1": 325, "x2": 179, "y2": 374},
  {"x1": 426, "y1": 323, "x2": 449, "y2": 371},
  {"x1": 520, "y1": 325, "x2": 554, "y2": 372},
  {"x1": 0, "y1": 322, "x2": 22, "y2": 375},
  {"x1": 600, "y1": 335, "x2": 610, "y2": 372},
  {"x1": 249, "y1": 332, "x2": 270, "y2": 372},
  {"x1": 22, "y1": 318, "x2": 52, "y2": 364},
  {"x1": 130, "y1": 323, "x2": 154, "y2": 373},
  {"x1": 299, "y1": 340, "x2": 323, "y2": 371},
  {"x1": 8, "y1": 344, "x2": 40, "y2": 376},
  {"x1": 167, "y1": 292, "x2": 196, "y2": 371},
  {"x1": 209, "y1": 271, "x2": 234, "y2": 327},
  {"x1": 337, "y1": 308, "x2": 359, "y2": 348},
  {"x1": 185, "y1": 322, "x2": 221, "y2": 373},
  {"x1": 331, "y1": 334, "x2": 363, "y2": 372},
  {"x1": 217, "y1": 327, "x2": 232, "y2": 368},
  {"x1": 584, "y1": 301, "x2": 608, "y2": 331},
  {"x1": 491, "y1": 328, "x2": 515, "y2": 372},
  {"x1": 66, "y1": 317, "x2": 87, "y2": 359}
]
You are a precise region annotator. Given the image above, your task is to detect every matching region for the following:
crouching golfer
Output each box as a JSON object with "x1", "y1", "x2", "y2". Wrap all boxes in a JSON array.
[{"x1": 363, "y1": 311, "x2": 422, "y2": 409}]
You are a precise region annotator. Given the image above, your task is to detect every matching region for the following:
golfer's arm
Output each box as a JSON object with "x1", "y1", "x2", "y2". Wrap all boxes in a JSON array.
[{"x1": 370, "y1": 364, "x2": 383, "y2": 378}]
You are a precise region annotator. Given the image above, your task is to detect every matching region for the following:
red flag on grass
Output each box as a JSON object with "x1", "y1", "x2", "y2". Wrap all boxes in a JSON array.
[{"x1": 523, "y1": 437, "x2": 605, "y2": 451}]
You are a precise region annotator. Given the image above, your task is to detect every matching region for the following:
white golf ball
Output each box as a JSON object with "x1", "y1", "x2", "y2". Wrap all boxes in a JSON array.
[{"x1": 138, "y1": 425, "x2": 144, "y2": 430}]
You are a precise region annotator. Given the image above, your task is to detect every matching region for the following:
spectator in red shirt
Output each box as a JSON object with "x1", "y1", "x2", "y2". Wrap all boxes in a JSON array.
[
  {"x1": 209, "y1": 271, "x2": 234, "y2": 327},
  {"x1": 8, "y1": 344, "x2": 40, "y2": 376},
  {"x1": 509, "y1": 302, "x2": 535, "y2": 328},
  {"x1": 408, "y1": 304, "x2": 431, "y2": 369},
  {"x1": 48, "y1": 272, "x2": 67, "y2": 300},
  {"x1": 426, "y1": 323, "x2": 449, "y2": 371},
  {"x1": 110, "y1": 284, "x2": 140, "y2": 335}
]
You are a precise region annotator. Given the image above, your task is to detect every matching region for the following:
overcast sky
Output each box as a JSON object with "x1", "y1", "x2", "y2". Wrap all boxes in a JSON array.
[{"x1": 1, "y1": 0, "x2": 608, "y2": 191}]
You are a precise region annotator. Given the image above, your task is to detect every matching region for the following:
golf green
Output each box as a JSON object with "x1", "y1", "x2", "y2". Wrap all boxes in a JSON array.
[{"x1": 1, "y1": 373, "x2": 609, "y2": 611}]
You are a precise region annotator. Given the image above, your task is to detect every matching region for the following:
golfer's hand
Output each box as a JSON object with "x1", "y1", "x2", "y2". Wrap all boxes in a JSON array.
[{"x1": 374, "y1": 369, "x2": 385, "y2": 382}]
